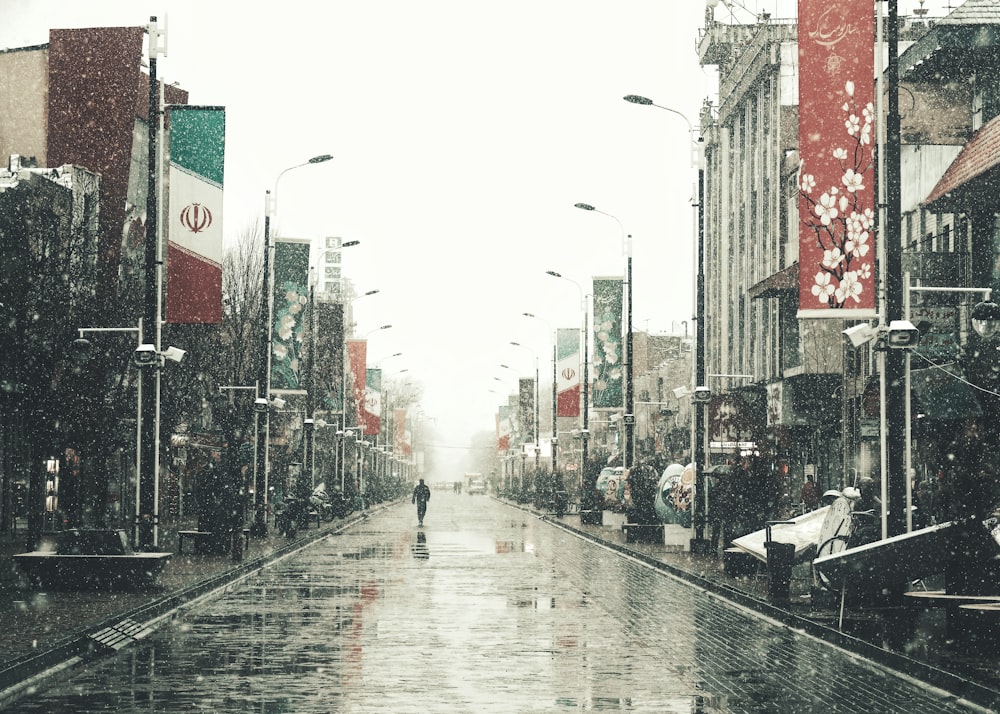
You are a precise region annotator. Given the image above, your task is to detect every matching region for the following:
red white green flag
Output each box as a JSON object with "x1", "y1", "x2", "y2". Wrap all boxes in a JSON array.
[
  {"x1": 363, "y1": 368, "x2": 381, "y2": 435},
  {"x1": 556, "y1": 328, "x2": 580, "y2": 417},
  {"x1": 166, "y1": 106, "x2": 225, "y2": 323},
  {"x1": 498, "y1": 405, "x2": 511, "y2": 453}
]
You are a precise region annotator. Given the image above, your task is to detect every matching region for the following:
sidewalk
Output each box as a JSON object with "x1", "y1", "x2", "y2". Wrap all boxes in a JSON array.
[
  {"x1": 503, "y1": 500, "x2": 1000, "y2": 710},
  {"x1": 0, "y1": 513, "x2": 364, "y2": 701}
]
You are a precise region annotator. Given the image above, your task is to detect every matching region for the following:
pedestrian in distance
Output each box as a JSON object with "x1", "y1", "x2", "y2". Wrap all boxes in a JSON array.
[
  {"x1": 412, "y1": 478, "x2": 431, "y2": 526},
  {"x1": 799, "y1": 474, "x2": 820, "y2": 512}
]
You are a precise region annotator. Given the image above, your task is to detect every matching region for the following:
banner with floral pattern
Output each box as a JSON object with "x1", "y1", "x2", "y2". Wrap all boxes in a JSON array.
[
  {"x1": 270, "y1": 238, "x2": 310, "y2": 392},
  {"x1": 592, "y1": 277, "x2": 624, "y2": 408},
  {"x1": 797, "y1": 0, "x2": 876, "y2": 318}
]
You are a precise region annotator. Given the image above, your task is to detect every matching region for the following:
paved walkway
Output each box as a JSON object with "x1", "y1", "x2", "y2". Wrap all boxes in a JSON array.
[
  {"x1": 1, "y1": 497, "x2": 999, "y2": 711},
  {"x1": 4, "y1": 495, "x2": 990, "y2": 713}
]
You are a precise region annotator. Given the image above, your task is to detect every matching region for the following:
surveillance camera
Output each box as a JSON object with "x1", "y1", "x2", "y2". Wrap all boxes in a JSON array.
[
  {"x1": 69, "y1": 337, "x2": 93, "y2": 365},
  {"x1": 672, "y1": 386, "x2": 688, "y2": 399},
  {"x1": 550, "y1": 437, "x2": 558, "y2": 445},
  {"x1": 134, "y1": 343, "x2": 158, "y2": 367},
  {"x1": 270, "y1": 396, "x2": 287, "y2": 409},
  {"x1": 254, "y1": 398, "x2": 268, "y2": 414},
  {"x1": 886, "y1": 319, "x2": 920, "y2": 349},
  {"x1": 843, "y1": 322, "x2": 877, "y2": 348},
  {"x1": 692, "y1": 386, "x2": 712, "y2": 404},
  {"x1": 162, "y1": 346, "x2": 186, "y2": 363}
]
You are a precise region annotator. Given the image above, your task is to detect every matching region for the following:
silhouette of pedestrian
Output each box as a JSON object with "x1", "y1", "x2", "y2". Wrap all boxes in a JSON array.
[{"x1": 412, "y1": 478, "x2": 431, "y2": 526}]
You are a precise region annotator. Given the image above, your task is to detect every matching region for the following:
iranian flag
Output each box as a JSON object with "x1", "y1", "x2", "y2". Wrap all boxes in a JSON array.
[
  {"x1": 497, "y1": 405, "x2": 511, "y2": 452},
  {"x1": 363, "y1": 368, "x2": 381, "y2": 435},
  {"x1": 166, "y1": 106, "x2": 225, "y2": 323},
  {"x1": 556, "y1": 328, "x2": 580, "y2": 417}
]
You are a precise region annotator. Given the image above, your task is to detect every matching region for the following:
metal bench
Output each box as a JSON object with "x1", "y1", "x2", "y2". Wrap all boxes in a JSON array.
[{"x1": 179, "y1": 529, "x2": 251, "y2": 554}]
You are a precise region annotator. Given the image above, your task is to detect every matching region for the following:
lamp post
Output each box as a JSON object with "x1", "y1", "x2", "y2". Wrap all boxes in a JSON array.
[
  {"x1": 575, "y1": 202, "x2": 633, "y2": 471},
  {"x1": 254, "y1": 152, "x2": 333, "y2": 537},
  {"x1": 623, "y1": 93, "x2": 708, "y2": 552},
  {"x1": 508, "y1": 342, "x2": 541, "y2": 477},
  {"x1": 522, "y1": 312, "x2": 558, "y2": 475},
  {"x1": 350, "y1": 324, "x2": 391, "y2": 504},
  {"x1": 303, "y1": 240, "x2": 358, "y2": 496},
  {"x1": 546, "y1": 271, "x2": 590, "y2": 491}
]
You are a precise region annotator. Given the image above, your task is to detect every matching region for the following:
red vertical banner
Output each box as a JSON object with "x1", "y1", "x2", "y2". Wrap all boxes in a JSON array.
[
  {"x1": 394, "y1": 408, "x2": 410, "y2": 457},
  {"x1": 346, "y1": 339, "x2": 367, "y2": 430},
  {"x1": 797, "y1": 0, "x2": 876, "y2": 318}
]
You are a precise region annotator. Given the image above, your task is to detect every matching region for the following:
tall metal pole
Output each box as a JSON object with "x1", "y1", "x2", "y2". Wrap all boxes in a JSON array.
[
  {"x1": 582, "y1": 301, "x2": 590, "y2": 485},
  {"x1": 551, "y1": 338, "x2": 558, "y2": 475},
  {"x1": 534, "y1": 356, "x2": 540, "y2": 474},
  {"x1": 138, "y1": 17, "x2": 160, "y2": 551},
  {"x1": 692, "y1": 162, "x2": 708, "y2": 551},
  {"x1": 885, "y1": 0, "x2": 906, "y2": 539},
  {"x1": 252, "y1": 153, "x2": 332, "y2": 537},
  {"x1": 625, "y1": 236, "x2": 634, "y2": 470},
  {"x1": 252, "y1": 193, "x2": 272, "y2": 537},
  {"x1": 622, "y1": 95, "x2": 704, "y2": 548}
]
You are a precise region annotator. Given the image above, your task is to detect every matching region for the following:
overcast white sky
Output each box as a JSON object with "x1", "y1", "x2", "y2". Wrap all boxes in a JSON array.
[{"x1": 1, "y1": 0, "x2": 943, "y2": 463}]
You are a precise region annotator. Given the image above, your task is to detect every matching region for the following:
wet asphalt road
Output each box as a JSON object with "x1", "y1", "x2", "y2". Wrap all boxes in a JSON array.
[{"x1": 10, "y1": 493, "x2": 985, "y2": 713}]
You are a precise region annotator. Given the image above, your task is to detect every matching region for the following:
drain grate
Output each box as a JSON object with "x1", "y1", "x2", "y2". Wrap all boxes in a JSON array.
[{"x1": 89, "y1": 618, "x2": 154, "y2": 651}]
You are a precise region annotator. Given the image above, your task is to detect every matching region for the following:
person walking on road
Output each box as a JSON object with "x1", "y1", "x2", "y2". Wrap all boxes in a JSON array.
[{"x1": 412, "y1": 478, "x2": 431, "y2": 526}]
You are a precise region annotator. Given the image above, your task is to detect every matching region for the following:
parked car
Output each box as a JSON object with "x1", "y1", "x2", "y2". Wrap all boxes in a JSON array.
[{"x1": 468, "y1": 478, "x2": 487, "y2": 495}]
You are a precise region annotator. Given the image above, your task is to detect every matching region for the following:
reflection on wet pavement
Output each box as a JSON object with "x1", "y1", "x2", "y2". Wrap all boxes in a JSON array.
[{"x1": 11, "y1": 493, "x2": 979, "y2": 713}]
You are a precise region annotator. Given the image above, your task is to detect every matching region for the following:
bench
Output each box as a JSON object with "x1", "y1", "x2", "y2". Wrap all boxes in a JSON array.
[
  {"x1": 621, "y1": 523, "x2": 663, "y2": 544},
  {"x1": 179, "y1": 529, "x2": 251, "y2": 554},
  {"x1": 177, "y1": 530, "x2": 212, "y2": 554},
  {"x1": 13, "y1": 529, "x2": 171, "y2": 590}
]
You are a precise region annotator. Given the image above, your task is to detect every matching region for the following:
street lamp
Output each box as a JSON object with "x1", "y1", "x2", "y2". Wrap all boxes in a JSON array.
[
  {"x1": 575, "y1": 202, "x2": 633, "y2": 471},
  {"x1": 623, "y1": 93, "x2": 708, "y2": 552},
  {"x1": 350, "y1": 324, "x2": 392, "y2": 504},
  {"x1": 303, "y1": 240, "x2": 359, "y2": 496},
  {"x1": 254, "y1": 152, "x2": 333, "y2": 537},
  {"x1": 546, "y1": 271, "x2": 590, "y2": 491},
  {"x1": 522, "y1": 312, "x2": 558, "y2": 476}
]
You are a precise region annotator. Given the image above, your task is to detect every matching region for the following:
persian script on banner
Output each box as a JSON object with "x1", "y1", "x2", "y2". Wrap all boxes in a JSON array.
[{"x1": 797, "y1": 0, "x2": 876, "y2": 318}]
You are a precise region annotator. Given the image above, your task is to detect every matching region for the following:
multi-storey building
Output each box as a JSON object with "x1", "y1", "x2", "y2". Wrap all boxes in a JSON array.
[{"x1": 696, "y1": 6, "x2": 938, "y2": 503}]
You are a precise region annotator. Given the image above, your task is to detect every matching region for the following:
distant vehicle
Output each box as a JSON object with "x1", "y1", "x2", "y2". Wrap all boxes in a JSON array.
[{"x1": 468, "y1": 478, "x2": 487, "y2": 495}]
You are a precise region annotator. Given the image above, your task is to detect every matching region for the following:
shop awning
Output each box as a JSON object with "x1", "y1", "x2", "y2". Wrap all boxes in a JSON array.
[
  {"x1": 749, "y1": 263, "x2": 798, "y2": 300},
  {"x1": 923, "y1": 113, "x2": 1000, "y2": 214},
  {"x1": 910, "y1": 367, "x2": 982, "y2": 420}
]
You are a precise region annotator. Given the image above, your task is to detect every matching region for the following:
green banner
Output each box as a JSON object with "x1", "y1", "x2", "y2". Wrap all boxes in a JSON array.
[
  {"x1": 592, "y1": 277, "x2": 623, "y2": 409},
  {"x1": 270, "y1": 238, "x2": 310, "y2": 392}
]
